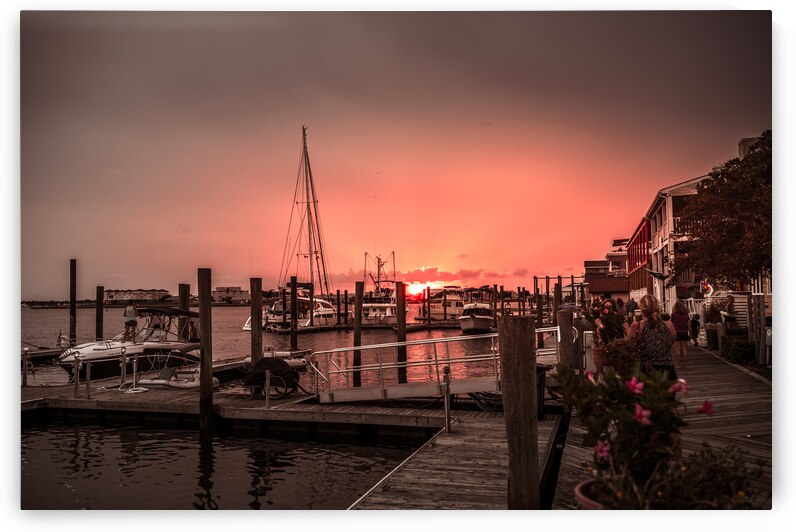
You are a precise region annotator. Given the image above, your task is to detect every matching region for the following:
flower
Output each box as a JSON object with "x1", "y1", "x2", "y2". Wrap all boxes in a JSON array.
[
  {"x1": 634, "y1": 403, "x2": 652, "y2": 425},
  {"x1": 555, "y1": 363, "x2": 761, "y2": 509},
  {"x1": 668, "y1": 378, "x2": 689, "y2": 395},
  {"x1": 697, "y1": 400, "x2": 715, "y2": 415},
  {"x1": 626, "y1": 376, "x2": 644, "y2": 395},
  {"x1": 594, "y1": 440, "x2": 611, "y2": 459}
]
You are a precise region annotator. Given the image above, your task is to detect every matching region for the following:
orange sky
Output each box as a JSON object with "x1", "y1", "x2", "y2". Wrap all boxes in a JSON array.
[{"x1": 19, "y1": 11, "x2": 771, "y2": 299}]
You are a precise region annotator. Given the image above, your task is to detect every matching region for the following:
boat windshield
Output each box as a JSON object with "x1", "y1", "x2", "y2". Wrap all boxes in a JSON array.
[{"x1": 463, "y1": 307, "x2": 492, "y2": 317}]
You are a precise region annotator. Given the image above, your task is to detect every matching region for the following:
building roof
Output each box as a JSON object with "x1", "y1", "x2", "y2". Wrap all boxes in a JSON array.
[{"x1": 588, "y1": 276, "x2": 629, "y2": 293}]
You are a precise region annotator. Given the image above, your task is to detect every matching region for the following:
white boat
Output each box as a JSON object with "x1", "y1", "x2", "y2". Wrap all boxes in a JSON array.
[
  {"x1": 57, "y1": 307, "x2": 201, "y2": 381},
  {"x1": 136, "y1": 366, "x2": 219, "y2": 391},
  {"x1": 458, "y1": 303, "x2": 495, "y2": 333},
  {"x1": 360, "y1": 252, "x2": 409, "y2": 325},
  {"x1": 242, "y1": 295, "x2": 346, "y2": 330},
  {"x1": 429, "y1": 287, "x2": 465, "y2": 321}
]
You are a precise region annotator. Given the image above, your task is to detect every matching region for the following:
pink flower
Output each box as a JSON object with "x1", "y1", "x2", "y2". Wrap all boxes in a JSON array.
[
  {"x1": 697, "y1": 400, "x2": 715, "y2": 415},
  {"x1": 626, "y1": 376, "x2": 644, "y2": 395},
  {"x1": 668, "y1": 379, "x2": 688, "y2": 395},
  {"x1": 603, "y1": 309, "x2": 610, "y2": 315},
  {"x1": 586, "y1": 371, "x2": 596, "y2": 384},
  {"x1": 634, "y1": 403, "x2": 652, "y2": 425},
  {"x1": 594, "y1": 440, "x2": 611, "y2": 459}
]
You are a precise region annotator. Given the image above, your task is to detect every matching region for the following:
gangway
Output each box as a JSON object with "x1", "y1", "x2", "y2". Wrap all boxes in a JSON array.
[{"x1": 307, "y1": 326, "x2": 563, "y2": 404}]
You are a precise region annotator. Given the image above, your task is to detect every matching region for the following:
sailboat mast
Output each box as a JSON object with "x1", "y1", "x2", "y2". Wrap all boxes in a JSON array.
[{"x1": 302, "y1": 127, "x2": 315, "y2": 295}]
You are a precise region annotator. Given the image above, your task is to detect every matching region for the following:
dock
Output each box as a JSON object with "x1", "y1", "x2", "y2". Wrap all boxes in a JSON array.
[{"x1": 552, "y1": 344, "x2": 772, "y2": 509}]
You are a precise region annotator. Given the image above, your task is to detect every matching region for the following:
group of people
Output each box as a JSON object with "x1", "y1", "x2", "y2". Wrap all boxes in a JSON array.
[{"x1": 592, "y1": 294, "x2": 702, "y2": 379}]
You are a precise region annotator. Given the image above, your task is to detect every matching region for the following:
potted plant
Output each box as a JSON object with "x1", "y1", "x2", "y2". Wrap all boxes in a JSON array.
[
  {"x1": 583, "y1": 303, "x2": 629, "y2": 371},
  {"x1": 555, "y1": 364, "x2": 763, "y2": 509}
]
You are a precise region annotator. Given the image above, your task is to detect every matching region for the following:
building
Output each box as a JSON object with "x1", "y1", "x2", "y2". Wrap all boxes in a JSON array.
[
  {"x1": 105, "y1": 289, "x2": 171, "y2": 303},
  {"x1": 584, "y1": 239, "x2": 630, "y2": 303},
  {"x1": 211, "y1": 286, "x2": 250, "y2": 303},
  {"x1": 627, "y1": 218, "x2": 652, "y2": 304}
]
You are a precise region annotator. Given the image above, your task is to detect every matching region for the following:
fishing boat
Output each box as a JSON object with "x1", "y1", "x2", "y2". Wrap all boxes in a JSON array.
[
  {"x1": 57, "y1": 307, "x2": 201, "y2": 381},
  {"x1": 458, "y1": 303, "x2": 495, "y2": 333},
  {"x1": 242, "y1": 127, "x2": 344, "y2": 330},
  {"x1": 361, "y1": 252, "x2": 408, "y2": 325}
]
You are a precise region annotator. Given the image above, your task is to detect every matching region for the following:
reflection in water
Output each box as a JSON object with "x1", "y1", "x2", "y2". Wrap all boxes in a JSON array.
[{"x1": 21, "y1": 422, "x2": 413, "y2": 509}]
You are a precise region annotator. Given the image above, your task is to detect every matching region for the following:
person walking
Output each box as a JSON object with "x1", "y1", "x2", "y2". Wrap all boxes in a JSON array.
[
  {"x1": 626, "y1": 297, "x2": 638, "y2": 320},
  {"x1": 123, "y1": 300, "x2": 137, "y2": 342},
  {"x1": 690, "y1": 313, "x2": 701, "y2": 346},
  {"x1": 670, "y1": 300, "x2": 690, "y2": 369},
  {"x1": 628, "y1": 294, "x2": 677, "y2": 380}
]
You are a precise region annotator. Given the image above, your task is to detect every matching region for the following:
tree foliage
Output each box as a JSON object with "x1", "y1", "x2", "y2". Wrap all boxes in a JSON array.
[{"x1": 668, "y1": 130, "x2": 771, "y2": 288}]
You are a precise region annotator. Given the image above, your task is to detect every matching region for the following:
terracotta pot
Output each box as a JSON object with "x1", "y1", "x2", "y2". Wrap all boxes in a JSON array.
[{"x1": 574, "y1": 478, "x2": 606, "y2": 510}]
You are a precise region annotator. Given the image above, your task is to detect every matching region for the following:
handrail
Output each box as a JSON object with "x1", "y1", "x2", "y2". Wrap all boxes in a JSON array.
[{"x1": 307, "y1": 326, "x2": 562, "y2": 398}]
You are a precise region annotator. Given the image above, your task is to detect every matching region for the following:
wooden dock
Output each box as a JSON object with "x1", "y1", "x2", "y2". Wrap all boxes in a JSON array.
[
  {"x1": 351, "y1": 414, "x2": 561, "y2": 509},
  {"x1": 552, "y1": 344, "x2": 772, "y2": 509}
]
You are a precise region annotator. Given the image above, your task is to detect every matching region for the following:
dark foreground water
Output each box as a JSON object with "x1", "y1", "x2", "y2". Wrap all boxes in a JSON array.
[{"x1": 21, "y1": 421, "x2": 414, "y2": 509}]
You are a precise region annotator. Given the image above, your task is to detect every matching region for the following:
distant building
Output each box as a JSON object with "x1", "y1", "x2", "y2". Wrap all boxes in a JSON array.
[
  {"x1": 105, "y1": 289, "x2": 171, "y2": 303},
  {"x1": 584, "y1": 239, "x2": 630, "y2": 302},
  {"x1": 211, "y1": 286, "x2": 250, "y2": 303}
]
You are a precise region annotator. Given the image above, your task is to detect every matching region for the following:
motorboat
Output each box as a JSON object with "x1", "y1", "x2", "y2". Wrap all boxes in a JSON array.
[
  {"x1": 242, "y1": 295, "x2": 346, "y2": 330},
  {"x1": 57, "y1": 307, "x2": 202, "y2": 381},
  {"x1": 428, "y1": 286, "x2": 465, "y2": 321},
  {"x1": 458, "y1": 303, "x2": 495, "y2": 333}
]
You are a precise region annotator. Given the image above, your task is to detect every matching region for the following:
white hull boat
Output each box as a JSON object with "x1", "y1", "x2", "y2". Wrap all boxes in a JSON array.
[{"x1": 458, "y1": 303, "x2": 495, "y2": 333}]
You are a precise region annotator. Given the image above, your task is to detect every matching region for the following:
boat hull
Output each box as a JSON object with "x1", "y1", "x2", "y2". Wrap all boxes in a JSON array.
[
  {"x1": 59, "y1": 349, "x2": 201, "y2": 381},
  {"x1": 459, "y1": 315, "x2": 494, "y2": 333}
]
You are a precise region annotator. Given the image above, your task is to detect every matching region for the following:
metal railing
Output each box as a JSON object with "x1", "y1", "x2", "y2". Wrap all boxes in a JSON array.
[{"x1": 307, "y1": 326, "x2": 562, "y2": 398}]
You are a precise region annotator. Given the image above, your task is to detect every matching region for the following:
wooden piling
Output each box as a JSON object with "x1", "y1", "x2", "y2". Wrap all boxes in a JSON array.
[
  {"x1": 497, "y1": 315, "x2": 539, "y2": 509},
  {"x1": 353, "y1": 281, "x2": 364, "y2": 388},
  {"x1": 500, "y1": 285, "x2": 505, "y2": 317},
  {"x1": 536, "y1": 290, "x2": 544, "y2": 349},
  {"x1": 344, "y1": 289, "x2": 349, "y2": 325},
  {"x1": 178, "y1": 283, "x2": 190, "y2": 338},
  {"x1": 250, "y1": 277, "x2": 263, "y2": 365},
  {"x1": 290, "y1": 276, "x2": 298, "y2": 351},
  {"x1": 492, "y1": 284, "x2": 498, "y2": 328},
  {"x1": 309, "y1": 282, "x2": 315, "y2": 326},
  {"x1": 336, "y1": 290, "x2": 341, "y2": 326},
  {"x1": 557, "y1": 309, "x2": 577, "y2": 369},
  {"x1": 545, "y1": 276, "x2": 550, "y2": 316},
  {"x1": 95, "y1": 285, "x2": 104, "y2": 341},
  {"x1": 198, "y1": 268, "x2": 213, "y2": 434},
  {"x1": 396, "y1": 281, "x2": 407, "y2": 384},
  {"x1": 282, "y1": 288, "x2": 287, "y2": 326},
  {"x1": 69, "y1": 259, "x2": 76, "y2": 346},
  {"x1": 443, "y1": 289, "x2": 447, "y2": 321},
  {"x1": 553, "y1": 283, "x2": 560, "y2": 326}
]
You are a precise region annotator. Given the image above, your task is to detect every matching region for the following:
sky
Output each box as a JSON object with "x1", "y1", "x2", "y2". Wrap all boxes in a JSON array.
[{"x1": 18, "y1": 10, "x2": 772, "y2": 300}]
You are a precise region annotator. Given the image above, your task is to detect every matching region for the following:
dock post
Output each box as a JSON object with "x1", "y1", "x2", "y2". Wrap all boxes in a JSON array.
[
  {"x1": 443, "y1": 366, "x2": 451, "y2": 433},
  {"x1": 198, "y1": 268, "x2": 214, "y2": 434},
  {"x1": 353, "y1": 281, "x2": 364, "y2": 388},
  {"x1": 264, "y1": 369, "x2": 271, "y2": 409},
  {"x1": 553, "y1": 282, "x2": 561, "y2": 326},
  {"x1": 570, "y1": 275, "x2": 575, "y2": 304},
  {"x1": 536, "y1": 290, "x2": 544, "y2": 349},
  {"x1": 492, "y1": 284, "x2": 498, "y2": 328},
  {"x1": 282, "y1": 288, "x2": 287, "y2": 327},
  {"x1": 497, "y1": 315, "x2": 539, "y2": 509},
  {"x1": 557, "y1": 309, "x2": 576, "y2": 369},
  {"x1": 573, "y1": 309, "x2": 585, "y2": 371},
  {"x1": 73, "y1": 359, "x2": 80, "y2": 399},
  {"x1": 443, "y1": 289, "x2": 447, "y2": 321},
  {"x1": 309, "y1": 282, "x2": 315, "y2": 326},
  {"x1": 120, "y1": 346, "x2": 127, "y2": 384},
  {"x1": 250, "y1": 277, "x2": 263, "y2": 365},
  {"x1": 95, "y1": 286, "x2": 104, "y2": 341},
  {"x1": 396, "y1": 281, "x2": 407, "y2": 384},
  {"x1": 85, "y1": 361, "x2": 91, "y2": 399},
  {"x1": 336, "y1": 290, "x2": 341, "y2": 326},
  {"x1": 517, "y1": 286, "x2": 522, "y2": 316},
  {"x1": 69, "y1": 259, "x2": 77, "y2": 347},
  {"x1": 500, "y1": 285, "x2": 505, "y2": 317},
  {"x1": 344, "y1": 289, "x2": 349, "y2": 325},
  {"x1": 178, "y1": 283, "x2": 190, "y2": 337},
  {"x1": 545, "y1": 276, "x2": 550, "y2": 322},
  {"x1": 290, "y1": 276, "x2": 298, "y2": 351},
  {"x1": 22, "y1": 348, "x2": 29, "y2": 387}
]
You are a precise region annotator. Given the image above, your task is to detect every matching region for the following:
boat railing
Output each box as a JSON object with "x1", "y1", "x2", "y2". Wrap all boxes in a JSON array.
[{"x1": 306, "y1": 325, "x2": 561, "y2": 398}]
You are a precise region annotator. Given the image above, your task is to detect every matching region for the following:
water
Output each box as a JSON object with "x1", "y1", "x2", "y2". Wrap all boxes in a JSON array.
[
  {"x1": 21, "y1": 421, "x2": 413, "y2": 509},
  {"x1": 21, "y1": 304, "x2": 456, "y2": 359}
]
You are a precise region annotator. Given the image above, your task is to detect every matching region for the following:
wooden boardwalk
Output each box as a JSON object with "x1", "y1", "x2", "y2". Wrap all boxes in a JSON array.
[
  {"x1": 352, "y1": 414, "x2": 560, "y2": 510},
  {"x1": 552, "y1": 344, "x2": 772, "y2": 509}
]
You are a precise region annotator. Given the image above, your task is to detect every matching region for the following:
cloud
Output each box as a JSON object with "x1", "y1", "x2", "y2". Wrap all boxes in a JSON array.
[
  {"x1": 457, "y1": 268, "x2": 483, "y2": 279},
  {"x1": 511, "y1": 268, "x2": 529, "y2": 277}
]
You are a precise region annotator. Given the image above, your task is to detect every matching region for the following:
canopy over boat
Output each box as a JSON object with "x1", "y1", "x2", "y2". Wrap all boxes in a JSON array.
[{"x1": 136, "y1": 307, "x2": 200, "y2": 319}]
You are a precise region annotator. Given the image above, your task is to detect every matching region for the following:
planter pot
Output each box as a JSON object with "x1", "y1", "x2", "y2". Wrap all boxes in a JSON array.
[
  {"x1": 574, "y1": 478, "x2": 606, "y2": 510},
  {"x1": 592, "y1": 346, "x2": 610, "y2": 368}
]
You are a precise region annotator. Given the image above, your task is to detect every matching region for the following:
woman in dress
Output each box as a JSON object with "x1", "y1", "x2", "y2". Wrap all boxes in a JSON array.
[
  {"x1": 670, "y1": 300, "x2": 690, "y2": 368},
  {"x1": 628, "y1": 294, "x2": 677, "y2": 380}
]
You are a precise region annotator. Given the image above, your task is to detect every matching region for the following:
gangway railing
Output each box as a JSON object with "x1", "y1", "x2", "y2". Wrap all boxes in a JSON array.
[{"x1": 307, "y1": 325, "x2": 562, "y2": 401}]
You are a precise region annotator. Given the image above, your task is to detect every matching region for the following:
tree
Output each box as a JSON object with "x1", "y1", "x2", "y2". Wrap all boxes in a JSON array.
[{"x1": 667, "y1": 130, "x2": 771, "y2": 289}]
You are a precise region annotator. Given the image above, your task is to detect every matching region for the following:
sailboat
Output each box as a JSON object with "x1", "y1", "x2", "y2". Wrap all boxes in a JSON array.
[{"x1": 243, "y1": 127, "x2": 346, "y2": 331}]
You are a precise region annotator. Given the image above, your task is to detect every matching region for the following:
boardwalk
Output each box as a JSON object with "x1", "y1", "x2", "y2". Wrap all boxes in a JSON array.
[
  {"x1": 553, "y1": 344, "x2": 772, "y2": 509},
  {"x1": 352, "y1": 414, "x2": 560, "y2": 510}
]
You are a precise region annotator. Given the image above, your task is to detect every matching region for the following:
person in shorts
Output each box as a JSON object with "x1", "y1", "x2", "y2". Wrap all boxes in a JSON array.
[{"x1": 123, "y1": 300, "x2": 137, "y2": 342}]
